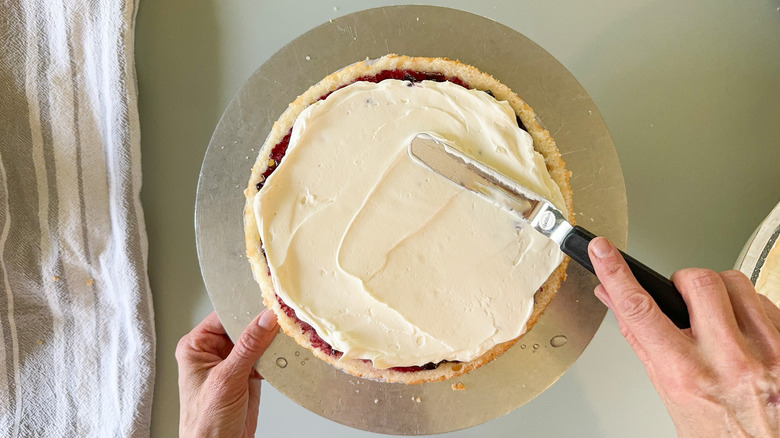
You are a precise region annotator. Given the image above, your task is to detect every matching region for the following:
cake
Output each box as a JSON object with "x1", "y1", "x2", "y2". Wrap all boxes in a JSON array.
[{"x1": 244, "y1": 55, "x2": 574, "y2": 384}]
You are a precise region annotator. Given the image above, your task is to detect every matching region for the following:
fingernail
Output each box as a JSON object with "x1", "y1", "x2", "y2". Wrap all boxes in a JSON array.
[
  {"x1": 257, "y1": 309, "x2": 278, "y2": 331},
  {"x1": 590, "y1": 237, "x2": 612, "y2": 259}
]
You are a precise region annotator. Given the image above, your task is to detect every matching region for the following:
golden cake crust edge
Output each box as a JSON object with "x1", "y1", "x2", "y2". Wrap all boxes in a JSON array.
[{"x1": 243, "y1": 54, "x2": 574, "y2": 385}]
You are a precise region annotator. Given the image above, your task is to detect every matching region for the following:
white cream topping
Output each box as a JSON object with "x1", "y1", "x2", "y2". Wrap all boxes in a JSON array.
[{"x1": 255, "y1": 79, "x2": 567, "y2": 369}]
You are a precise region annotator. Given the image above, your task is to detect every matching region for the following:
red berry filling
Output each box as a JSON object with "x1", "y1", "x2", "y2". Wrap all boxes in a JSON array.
[
  {"x1": 276, "y1": 292, "x2": 448, "y2": 372},
  {"x1": 255, "y1": 132, "x2": 292, "y2": 191},
  {"x1": 276, "y1": 295, "x2": 343, "y2": 358},
  {"x1": 257, "y1": 68, "x2": 532, "y2": 373}
]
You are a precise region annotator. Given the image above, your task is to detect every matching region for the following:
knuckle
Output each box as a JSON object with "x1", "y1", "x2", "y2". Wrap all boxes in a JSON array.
[
  {"x1": 720, "y1": 269, "x2": 750, "y2": 286},
  {"x1": 654, "y1": 351, "x2": 712, "y2": 401},
  {"x1": 723, "y1": 349, "x2": 762, "y2": 379},
  {"x1": 676, "y1": 268, "x2": 722, "y2": 290},
  {"x1": 720, "y1": 269, "x2": 747, "y2": 281},
  {"x1": 662, "y1": 366, "x2": 711, "y2": 400},
  {"x1": 237, "y1": 330, "x2": 267, "y2": 357},
  {"x1": 174, "y1": 336, "x2": 191, "y2": 362},
  {"x1": 617, "y1": 291, "x2": 656, "y2": 323},
  {"x1": 602, "y1": 259, "x2": 630, "y2": 278}
]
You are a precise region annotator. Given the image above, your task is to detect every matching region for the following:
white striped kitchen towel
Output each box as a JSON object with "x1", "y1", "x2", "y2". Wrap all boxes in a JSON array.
[{"x1": 0, "y1": 0, "x2": 155, "y2": 436}]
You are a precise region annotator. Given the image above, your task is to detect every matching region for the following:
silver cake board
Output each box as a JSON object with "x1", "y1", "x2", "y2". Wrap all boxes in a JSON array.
[{"x1": 195, "y1": 5, "x2": 627, "y2": 435}]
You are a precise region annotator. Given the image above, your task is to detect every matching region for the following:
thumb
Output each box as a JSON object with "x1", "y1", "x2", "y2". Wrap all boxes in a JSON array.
[{"x1": 222, "y1": 309, "x2": 278, "y2": 377}]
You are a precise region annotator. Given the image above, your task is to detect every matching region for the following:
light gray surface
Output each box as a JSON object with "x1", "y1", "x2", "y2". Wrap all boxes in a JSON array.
[
  {"x1": 136, "y1": 1, "x2": 780, "y2": 437},
  {"x1": 195, "y1": 6, "x2": 625, "y2": 434}
]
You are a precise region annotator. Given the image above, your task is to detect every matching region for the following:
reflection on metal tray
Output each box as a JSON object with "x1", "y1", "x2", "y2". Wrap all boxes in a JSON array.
[{"x1": 195, "y1": 5, "x2": 627, "y2": 435}]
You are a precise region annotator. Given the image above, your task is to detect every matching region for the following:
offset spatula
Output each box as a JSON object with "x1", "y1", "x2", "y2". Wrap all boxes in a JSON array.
[{"x1": 409, "y1": 133, "x2": 690, "y2": 329}]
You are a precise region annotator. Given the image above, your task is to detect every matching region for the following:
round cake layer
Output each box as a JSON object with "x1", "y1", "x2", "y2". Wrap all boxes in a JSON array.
[
  {"x1": 244, "y1": 55, "x2": 574, "y2": 384},
  {"x1": 254, "y1": 79, "x2": 567, "y2": 369}
]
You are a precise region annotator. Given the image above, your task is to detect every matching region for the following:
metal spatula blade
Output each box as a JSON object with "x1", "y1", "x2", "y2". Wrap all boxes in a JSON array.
[{"x1": 409, "y1": 133, "x2": 690, "y2": 329}]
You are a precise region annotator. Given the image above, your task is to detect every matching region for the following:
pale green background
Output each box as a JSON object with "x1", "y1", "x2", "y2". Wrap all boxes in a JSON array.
[{"x1": 135, "y1": 1, "x2": 780, "y2": 436}]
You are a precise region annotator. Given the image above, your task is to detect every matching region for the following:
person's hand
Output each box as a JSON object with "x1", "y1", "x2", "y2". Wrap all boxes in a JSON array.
[
  {"x1": 589, "y1": 237, "x2": 780, "y2": 438},
  {"x1": 176, "y1": 309, "x2": 278, "y2": 438}
]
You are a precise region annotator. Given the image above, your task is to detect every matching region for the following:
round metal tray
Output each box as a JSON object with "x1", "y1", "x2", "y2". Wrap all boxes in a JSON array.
[{"x1": 195, "y1": 5, "x2": 627, "y2": 435}]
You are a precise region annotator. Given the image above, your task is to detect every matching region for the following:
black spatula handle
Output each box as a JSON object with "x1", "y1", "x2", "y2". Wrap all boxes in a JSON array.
[{"x1": 560, "y1": 225, "x2": 690, "y2": 329}]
